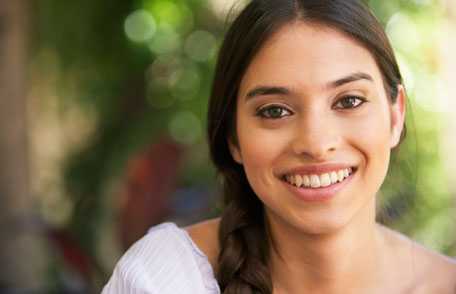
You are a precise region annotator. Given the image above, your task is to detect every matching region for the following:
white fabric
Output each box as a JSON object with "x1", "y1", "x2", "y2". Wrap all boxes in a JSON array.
[{"x1": 102, "y1": 222, "x2": 221, "y2": 294}]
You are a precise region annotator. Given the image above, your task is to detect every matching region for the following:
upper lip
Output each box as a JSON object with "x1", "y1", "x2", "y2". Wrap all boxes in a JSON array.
[{"x1": 280, "y1": 163, "x2": 357, "y2": 176}]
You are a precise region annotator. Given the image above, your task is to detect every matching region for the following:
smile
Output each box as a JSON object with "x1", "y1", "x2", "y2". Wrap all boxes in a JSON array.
[{"x1": 283, "y1": 167, "x2": 355, "y2": 189}]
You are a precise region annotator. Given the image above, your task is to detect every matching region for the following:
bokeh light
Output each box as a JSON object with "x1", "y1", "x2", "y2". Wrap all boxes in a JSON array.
[
  {"x1": 386, "y1": 13, "x2": 422, "y2": 55},
  {"x1": 168, "y1": 110, "x2": 202, "y2": 145},
  {"x1": 148, "y1": 24, "x2": 181, "y2": 54},
  {"x1": 184, "y1": 30, "x2": 217, "y2": 62},
  {"x1": 124, "y1": 9, "x2": 157, "y2": 42},
  {"x1": 168, "y1": 66, "x2": 201, "y2": 101},
  {"x1": 146, "y1": 0, "x2": 194, "y2": 33},
  {"x1": 146, "y1": 55, "x2": 182, "y2": 108}
]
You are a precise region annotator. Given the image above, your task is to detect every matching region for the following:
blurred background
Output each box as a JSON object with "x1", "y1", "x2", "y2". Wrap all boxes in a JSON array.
[{"x1": 1, "y1": 0, "x2": 455, "y2": 292}]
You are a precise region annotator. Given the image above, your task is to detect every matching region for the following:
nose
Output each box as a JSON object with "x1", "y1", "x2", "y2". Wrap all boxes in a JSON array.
[{"x1": 291, "y1": 111, "x2": 340, "y2": 160}]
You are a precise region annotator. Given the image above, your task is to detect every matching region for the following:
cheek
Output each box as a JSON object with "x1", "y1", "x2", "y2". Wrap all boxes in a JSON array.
[
  {"x1": 348, "y1": 109, "x2": 392, "y2": 189},
  {"x1": 238, "y1": 132, "x2": 284, "y2": 172},
  {"x1": 236, "y1": 118, "x2": 289, "y2": 192}
]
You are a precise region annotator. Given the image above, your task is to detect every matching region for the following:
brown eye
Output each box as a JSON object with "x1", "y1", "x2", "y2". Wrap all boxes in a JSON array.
[
  {"x1": 256, "y1": 105, "x2": 292, "y2": 119},
  {"x1": 334, "y1": 96, "x2": 367, "y2": 109}
]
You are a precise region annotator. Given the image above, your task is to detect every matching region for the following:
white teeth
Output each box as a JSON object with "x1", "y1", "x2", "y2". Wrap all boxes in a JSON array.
[
  {"x1": 337, "y1": 170, "x2": 345, "y2": 182},
  {"x1": 289, "y1": 175, "x2": 296, "y2": 186},
  {"x1": 319, "y1": 173, "x2": 331, "y2": 187},
  {"x1": 310, "y1": 175, "x2": 320, "y2": 188},
  {"x1": 285, "y1": 167, "x2": 355, "y2": 188},
  {"x1": 330, "y1": 171, "x2": 338, "y2": 184},
  {"x1": 303, "y1": 175, "x2": 310, "y2": 187}
]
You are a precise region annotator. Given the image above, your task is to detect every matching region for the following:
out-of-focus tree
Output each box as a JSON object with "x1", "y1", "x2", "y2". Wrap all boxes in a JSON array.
[
  {"x1": 0, "y1": 0, "x2": 48, "y2": 291},
  {"x1": 32, "y1": 0, "x2": 222, "y2": 290}
]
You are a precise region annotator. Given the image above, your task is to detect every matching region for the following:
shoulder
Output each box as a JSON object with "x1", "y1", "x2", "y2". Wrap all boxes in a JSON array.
[
  {"x1": 103, "y1": 222, "x2": 214, "y2": 294},
  {"x1": 118, "y1": 222, "x2": 195, "y2": 269},
  {"x1": 412, "y1": 242, "x2": 456, "y2": 293},
  {"x1": 184, "y1": 217, "x2": 221, "y2": 271},
  {"x1": 381, "y1": 226, "x2": 456, "y2": 293}
]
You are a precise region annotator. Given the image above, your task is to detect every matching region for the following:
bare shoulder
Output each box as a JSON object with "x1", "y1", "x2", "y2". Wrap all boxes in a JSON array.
[
  {"x1": 381, "y1": 226, "x2": 456, "y2": 293},
  {"x1": 184, "y1": 217, "x2": 221, "y2": 269},
  {"x1": 411, "y1": 241, "x2": 456, "y2": 293}
]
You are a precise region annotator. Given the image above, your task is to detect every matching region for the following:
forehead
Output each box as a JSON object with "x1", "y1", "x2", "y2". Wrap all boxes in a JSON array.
[{"x1": 239, "y1": 22, "x2": 383, "y2": 96}]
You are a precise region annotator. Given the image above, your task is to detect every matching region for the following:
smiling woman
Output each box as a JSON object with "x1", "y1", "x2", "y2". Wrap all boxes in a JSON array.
[{"x1": 102, "y1": 1, "x2": 456, "y2": 293}]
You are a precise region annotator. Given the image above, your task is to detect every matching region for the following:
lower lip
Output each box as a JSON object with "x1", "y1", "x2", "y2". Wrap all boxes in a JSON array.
[{"x1": 282, "y1": 170, "x2": 356, "y2": 202}]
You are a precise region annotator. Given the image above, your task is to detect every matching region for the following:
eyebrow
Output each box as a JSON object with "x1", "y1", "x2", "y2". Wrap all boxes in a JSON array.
[
  {"x1": 245, "y1": 72, "x2": 374, "y2": 100},
  {"x1": 328, "y1": 72, "x2": 373, "y2": 88},
  {"x1": 245, "y1": 86, "x2": 290, "y2": 99}
]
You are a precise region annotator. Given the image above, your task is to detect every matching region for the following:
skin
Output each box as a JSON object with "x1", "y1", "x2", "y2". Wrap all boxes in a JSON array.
[{"x1": 186, "y1": 22, "x2": 456, "y2": 293}]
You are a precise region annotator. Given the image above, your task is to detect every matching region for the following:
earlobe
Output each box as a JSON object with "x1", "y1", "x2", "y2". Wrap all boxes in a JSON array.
[
  {"x1": 390, "y1": 85, "x2": 407, "y2": 148},
  {"x1": 228, "y1": 138, "x2": 243, "y2": 164}
]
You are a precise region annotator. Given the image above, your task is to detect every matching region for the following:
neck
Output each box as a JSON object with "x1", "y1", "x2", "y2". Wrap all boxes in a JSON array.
[{"x1": 268, "y1": 198, "x2": 389, "y2": 293}]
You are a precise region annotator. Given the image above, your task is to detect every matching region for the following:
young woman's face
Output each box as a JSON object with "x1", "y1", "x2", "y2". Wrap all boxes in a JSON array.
[{"x1": 229, "y1": 22, "x2": 405, "y2": 235}]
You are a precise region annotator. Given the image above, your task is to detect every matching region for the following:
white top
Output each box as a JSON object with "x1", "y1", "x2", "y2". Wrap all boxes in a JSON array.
[{"x1": 102, "y1": 222, "x2": 221, "y2": 294}]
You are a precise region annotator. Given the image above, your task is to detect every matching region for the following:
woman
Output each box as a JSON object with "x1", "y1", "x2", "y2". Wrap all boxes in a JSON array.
[{"x1": 103, "y1": 0, "x2": 456, "y2": 293}]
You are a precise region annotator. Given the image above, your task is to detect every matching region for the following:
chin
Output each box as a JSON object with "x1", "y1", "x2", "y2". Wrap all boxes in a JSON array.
[{"x1": 266, "y1": 206, "x2": 355, "y2": 237}]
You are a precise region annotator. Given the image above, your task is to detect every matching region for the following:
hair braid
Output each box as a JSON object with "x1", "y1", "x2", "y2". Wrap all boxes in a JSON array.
[{"x1": 216, "y1": 171, "x2": 272, "y2": 294}]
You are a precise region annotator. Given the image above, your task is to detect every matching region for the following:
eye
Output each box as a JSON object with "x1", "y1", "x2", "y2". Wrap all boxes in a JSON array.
[
  {"x1": 256, "y1": 105, "x2": 292, "y2": 119},
  {"x1": 333, "y1": 96, "x2": 367, "y2": 110}
]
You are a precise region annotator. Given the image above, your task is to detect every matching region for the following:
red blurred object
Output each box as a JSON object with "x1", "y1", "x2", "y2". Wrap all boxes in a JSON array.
[
  {"x1": 47, "y1": 227, "x2": 93, "y2": 281},
  {"x1": 119, "y1": 137, "x2": 184, "y2": 250}
]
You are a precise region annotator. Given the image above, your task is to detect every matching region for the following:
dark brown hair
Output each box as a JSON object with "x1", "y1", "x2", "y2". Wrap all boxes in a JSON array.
[{"x1": 207, "y1": 0, "x2": 404, "y2": 293}]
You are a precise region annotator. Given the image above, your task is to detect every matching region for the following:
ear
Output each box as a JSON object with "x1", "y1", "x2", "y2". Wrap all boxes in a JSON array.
[
  {"x1": 390, "y1": 85, "x2": 407, "y2": 148},
  {"x1": 228, "y1": 137, "x2": 243, "y2": 164}
]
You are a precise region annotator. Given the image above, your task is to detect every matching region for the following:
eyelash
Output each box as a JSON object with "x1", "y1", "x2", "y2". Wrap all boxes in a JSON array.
[
  {"x1": 333, "y1": 95, "x2": 368, "y2": 110},
  {"x1": 256, "y1": 105, "x2": 292, "y2": 119},
  {"x1": 256, "y1": 96, "x2": 368, "y2": 119}
]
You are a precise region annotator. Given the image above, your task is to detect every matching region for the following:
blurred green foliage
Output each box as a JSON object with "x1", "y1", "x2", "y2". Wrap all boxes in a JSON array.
[
  {"x1": 35, "y1": 0, "x2": 221, "y2": 256},
  {"x1": 33, "y1": 0, "x2": 454, "y2": 289}
]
